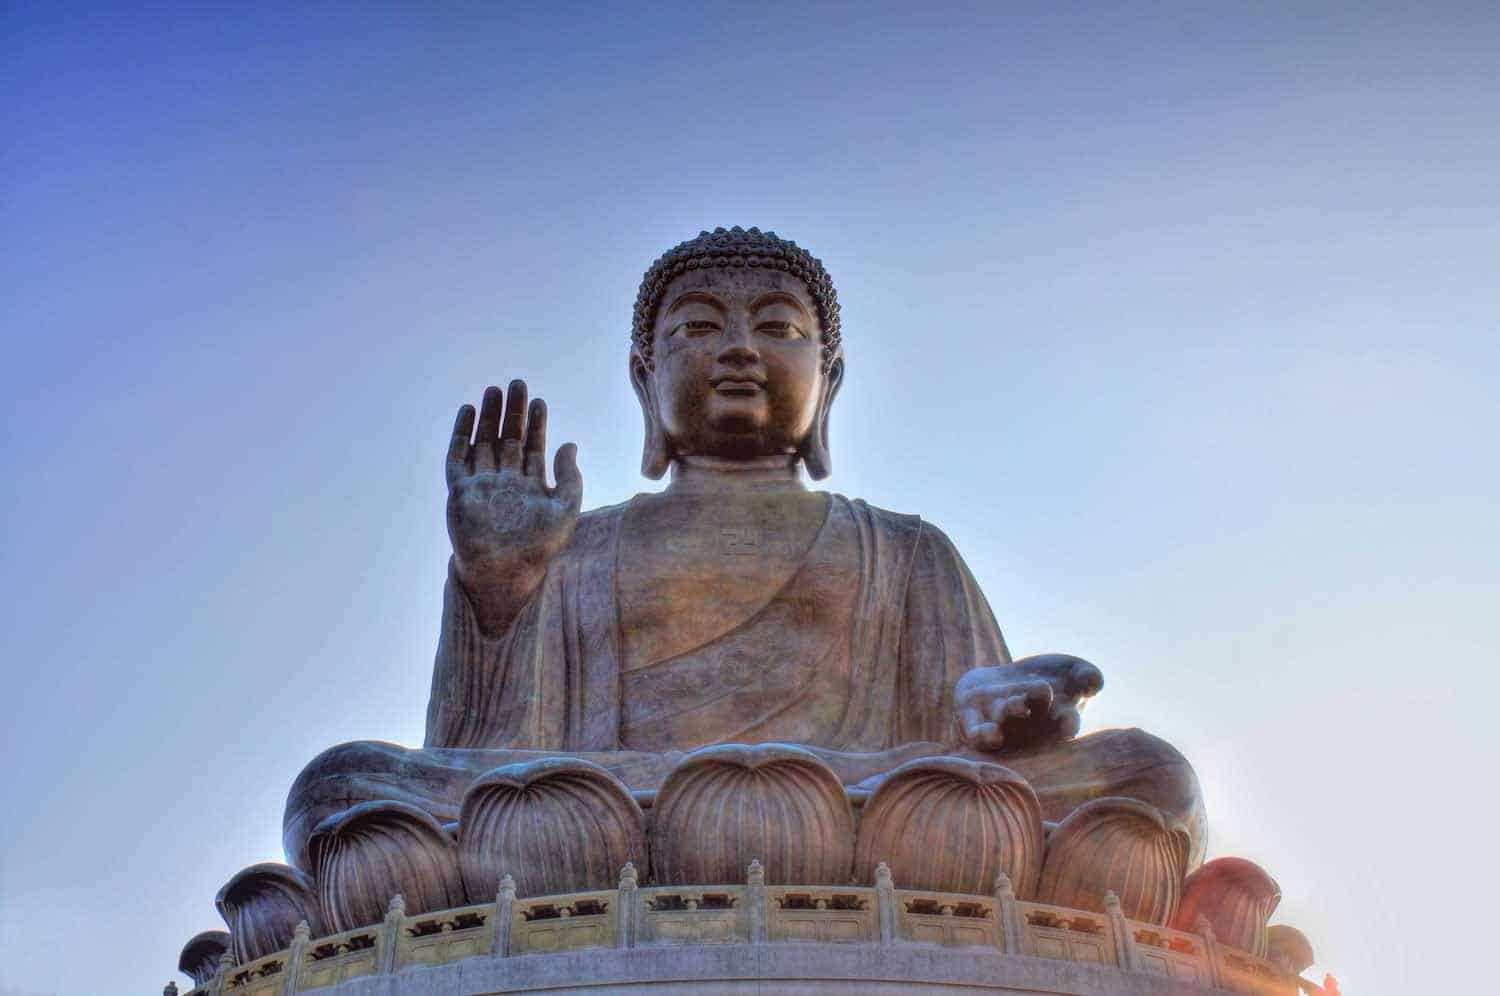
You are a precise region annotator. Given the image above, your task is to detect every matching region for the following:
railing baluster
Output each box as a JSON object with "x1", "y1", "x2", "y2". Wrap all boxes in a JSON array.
[
  {"x1": 493, "y1": 875, "x2": 516, "y2": 958},
  {"x1": 875, "y1": 863, "x2": 897, "y2": 946},
  {"x1": 616, "y1": 862, "x2": 639, "y2": 949},
  {"x1": 282, "y1": 920, "x2": 310, "y2": 992},
  {"x1": 747, "y1": 859, "x2": 767, "y2": 944},
  {"x1": 994, "y1": 873, "x2": 1024, "y2": 956}
]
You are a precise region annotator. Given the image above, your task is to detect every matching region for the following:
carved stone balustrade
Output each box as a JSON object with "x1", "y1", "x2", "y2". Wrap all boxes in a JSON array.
[{"x1": 178, "y1": 862, "x2": 1307, "y2": 996}]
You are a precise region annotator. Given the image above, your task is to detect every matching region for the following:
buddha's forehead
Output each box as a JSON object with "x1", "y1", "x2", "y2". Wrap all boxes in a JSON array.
[{"x1": 655, "y1": 266, "x2": 818, "y2": 317}]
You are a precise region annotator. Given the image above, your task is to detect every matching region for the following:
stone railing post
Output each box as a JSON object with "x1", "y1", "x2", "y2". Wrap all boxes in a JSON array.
[
  {"x1": 994, "y1": 873, "x2": 1024, "y2": 956},
  {"x1": 282, "y1": 919, "x2": 311, "y2": 992},
  {"x1": 210, "y1": 950, "x2": 233, "y2": 996},
  {"x1": 492, "y1": 875, "x2": 516, "y2": 957},
  {"x1": 1103, "y1": 892, "x2": 1138, "y2": 971},
  {"x1": 874, "y1": 862, "x2": 897, "y2": 945},
  {"x1": 746, "y1": 859, "x2": 767, "y2": 943},
  {"x1": 1196, "y1": 914, "x2": 1225, "y2": 988},
  {"x1": 378, "y1": 894, "x2": 406, "y2": 975},
  {"x1": 616, "y1": 862, "x2": 639, "y2": 948}
]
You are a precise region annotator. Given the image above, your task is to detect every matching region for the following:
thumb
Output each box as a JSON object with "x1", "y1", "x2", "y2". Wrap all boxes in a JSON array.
[{"x1": 553, "y1": 443, "x2": 583, "y2": 511}]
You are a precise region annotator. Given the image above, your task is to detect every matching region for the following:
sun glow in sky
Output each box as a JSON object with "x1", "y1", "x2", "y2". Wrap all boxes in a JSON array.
[{"x1": 3, "y1": 4, "x2": 1497, "y2": 994}]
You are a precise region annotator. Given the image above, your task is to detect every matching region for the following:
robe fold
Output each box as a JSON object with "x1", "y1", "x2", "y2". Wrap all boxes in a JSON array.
[{"x1": 424, "y1": 495, "x2": 1011, "y2": 754}]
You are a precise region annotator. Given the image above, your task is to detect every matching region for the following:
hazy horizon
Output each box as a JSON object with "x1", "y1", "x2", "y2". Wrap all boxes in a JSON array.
[{"x1": 3, "y1": 4, "x2": 1497, "y2": 993}]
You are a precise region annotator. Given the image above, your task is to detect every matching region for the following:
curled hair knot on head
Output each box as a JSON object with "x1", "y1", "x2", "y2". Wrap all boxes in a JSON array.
[{"x1": 631, "y1": 226, "x2": 842, "y2": 371}]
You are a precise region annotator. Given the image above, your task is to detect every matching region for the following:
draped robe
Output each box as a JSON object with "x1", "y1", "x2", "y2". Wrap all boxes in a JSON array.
[{"x1": 424, "y1": 494, "x2": 1010, "y2": 755}]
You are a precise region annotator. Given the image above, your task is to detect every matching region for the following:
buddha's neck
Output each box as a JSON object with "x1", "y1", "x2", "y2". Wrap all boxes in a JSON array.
[{"x1": 667, "y1": 455, "x2": 807, "y2": 495}]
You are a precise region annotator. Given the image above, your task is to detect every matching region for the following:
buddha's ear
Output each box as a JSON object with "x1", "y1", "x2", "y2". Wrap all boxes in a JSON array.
[
  {"x1": 801, "y1": 355, "x2": 843, "y2": 481},
  {"x1": 630, "y1": 352, "x2": 671, "y2": 480}
]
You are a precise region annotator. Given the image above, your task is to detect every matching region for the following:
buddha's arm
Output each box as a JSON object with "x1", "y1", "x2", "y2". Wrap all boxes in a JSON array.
[
  {"x1": 897, "y1": 522, "x2": 1013, "y2": 746},
  {"x1": 901, "y1": 523, "x2": 1103, "y2": 753},
  {"x1": 424, "y1": 559, "x2": 544, "y2": 749},
  {"x1": 427, "y1": 382, "x2": 585, "y2": 749},
  {"x1": 445, "y1": 382, "x2": 583, "y2": 637}
]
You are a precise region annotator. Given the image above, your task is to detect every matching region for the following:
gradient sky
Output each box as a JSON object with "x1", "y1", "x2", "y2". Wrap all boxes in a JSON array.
[{"x1": 3, "y1": 3, "x2": 1497, "y2": 994}]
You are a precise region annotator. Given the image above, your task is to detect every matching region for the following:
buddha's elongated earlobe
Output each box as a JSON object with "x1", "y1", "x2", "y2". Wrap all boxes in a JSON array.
[
  {"x1": 630, "y1": 353, "x2": 672, "y2": 479},
  {"x1": 801, "y1": 356, "x2": 843, "y2": 480}
]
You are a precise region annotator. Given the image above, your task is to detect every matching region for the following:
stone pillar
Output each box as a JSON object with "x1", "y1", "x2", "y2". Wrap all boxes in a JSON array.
[
  {"x1": 616, "y1": 863, "x2": 639, "y2": 949},
  {"x1": 493, "y1": 875, "x2": 516, "y2": 957},
  {"x1": 282, "y1": 920, "x2": 311, "y2": 992},
  {"x1": 1196, "y1": 914, "x2": 1225, "y2": 988},
  {"x1": 1103, "y1": 891, "x2": 1138, "y2": 970},
  {"x1": 746, "y1": 859, "x2": 767, "y2": 944},
  {"x1": 378, "y1": 894, "x2": 406, "y2": 975},
  {"x1": 994, "y1": 873, "x2": 1024, "y2": 956},
  {"x1": 874, "y1": 862, "x2": 897, "y2": 946},
  {"x1": 210, "y1": 950, "x2": 233, "y2": 996}
]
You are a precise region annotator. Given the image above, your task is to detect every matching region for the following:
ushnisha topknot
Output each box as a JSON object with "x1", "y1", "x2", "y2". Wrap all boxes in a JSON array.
[{"x1": 632, "y1": 226, "x2": 842, "y2": 370}]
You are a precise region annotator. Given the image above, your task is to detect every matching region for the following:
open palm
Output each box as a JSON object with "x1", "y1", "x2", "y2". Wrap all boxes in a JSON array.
[{"x1": 446, "y1": 380, "x2": 583, "y2": 580}]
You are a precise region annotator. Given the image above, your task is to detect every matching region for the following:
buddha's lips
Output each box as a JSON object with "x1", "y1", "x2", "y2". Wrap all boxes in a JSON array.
[{"x1": 712, "y1": 378, "x2": 764, "y2": 396}]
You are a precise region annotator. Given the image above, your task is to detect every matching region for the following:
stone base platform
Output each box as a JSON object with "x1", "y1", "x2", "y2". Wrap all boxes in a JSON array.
[{"x1": 308, "y1": 943, "x2": 1247, "y2": 995}]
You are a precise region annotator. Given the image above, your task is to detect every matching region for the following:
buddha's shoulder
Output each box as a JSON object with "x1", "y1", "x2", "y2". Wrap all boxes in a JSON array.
[
  {"x1": 832, "y1": 495, "x2": 966, "y2": 560},
  {"x1": 825, "y1": 494, "x2": 920, "y2": 535},
  {"x1": 559, "y1": 500, "x2": 632, "y2": 554}
]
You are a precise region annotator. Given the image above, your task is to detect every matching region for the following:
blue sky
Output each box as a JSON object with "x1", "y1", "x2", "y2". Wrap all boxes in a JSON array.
[{"x1": 3, "y1": 3, "x2": 1497, "y2": 993}]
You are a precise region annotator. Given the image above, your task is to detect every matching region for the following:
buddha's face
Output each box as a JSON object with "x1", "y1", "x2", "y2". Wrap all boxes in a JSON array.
[{"x1": 638, "y1": 266, "x2": 837, "y2": 465}]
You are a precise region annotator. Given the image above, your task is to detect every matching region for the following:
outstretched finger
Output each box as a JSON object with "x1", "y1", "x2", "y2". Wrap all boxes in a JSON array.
[
  {"x1": 523, "y1": 398, "x2": 548, "y2": 480},
  {"x1": 1067, "y1": 659, "x2": 1104, "y2": 699},
  {"x1": 961, "y1": 704, "x2": 1000, "y2": 750},
  {"x1": 446, "y1": 404, "x2": 476, "y2": 486},
  {"x1": 473, "y1": 386, "x2": 503, "y2": 473},
  {"x1": 501, "y1": 379, "x2": 528, "y2": 443},
  {"x1": 553, "y1": 442, "x2": 583, "y2": 510},
  {"x1": 992, "y1": 694, "x2": 1033, "y2": 723},
  {"x1": 499, "y1": 379, "x2": 528, "y2": 472},
  {"x1": 1022, "y1": 679, "x2": 1055, "y2": 712}
]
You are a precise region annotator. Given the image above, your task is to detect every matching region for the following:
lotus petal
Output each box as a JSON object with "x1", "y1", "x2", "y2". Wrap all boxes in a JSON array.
[
  {"x1": 1171, "y1": 855, "x2": 1281, "y2": 956},
  {"x1": 177, "y1": 929, "x2": 231, "y2": 987},
  {"x1": 652, "y1": 743, "x2": 854, "y2": 885},
  {"x1": 854, "y1": 756, "x2": 1044, "y2": 896},
  {"x1": 459, "y1": 757, "x2": 645, "y2": 898},
  {"x1": 214, "y1": 862, "x2": 324, "y2": 964},
  {"x1": 1035, "y1": 796, "x2": 1190, "y2": 925},
  {"x1": 309, "y1": 799, "x2": 466, "y2": 932}
]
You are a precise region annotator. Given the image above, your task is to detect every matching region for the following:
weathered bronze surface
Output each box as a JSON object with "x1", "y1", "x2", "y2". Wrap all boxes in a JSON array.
[{"x1": 282, "y1": 226, "x2": 1207, "y2": 896}]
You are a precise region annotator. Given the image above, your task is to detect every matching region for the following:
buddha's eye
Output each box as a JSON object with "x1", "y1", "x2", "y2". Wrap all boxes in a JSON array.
[
  {"x1": 674, "y1": 320, "x2": 720, "y2": 338},
  {"x1": 756, "y1": 321, "x2": 805, "y2": 339}
]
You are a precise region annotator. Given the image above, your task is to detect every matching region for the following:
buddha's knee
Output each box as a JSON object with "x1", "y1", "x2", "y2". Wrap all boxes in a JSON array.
[
  {"x1": 291, "y1": 739, "x2": 410, "y2": 789},
  {"x1": 282, "y1": 740, "x2": 438, "y2": 872},
  {"x1": 1104, "y1": 728, "x2": 1202, "y2": 802},
  {"x1": 1081, "y1": 727, "x2": 1206, "y2": 866},
  {"x1": 1007, "y1": 726, "x2": 1207, "y2": 865}
]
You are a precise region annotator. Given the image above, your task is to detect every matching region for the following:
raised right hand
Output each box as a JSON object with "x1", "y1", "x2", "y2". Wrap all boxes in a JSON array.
[{"x1": 446, "y1": 381, "x2": 583, "y2": 591}]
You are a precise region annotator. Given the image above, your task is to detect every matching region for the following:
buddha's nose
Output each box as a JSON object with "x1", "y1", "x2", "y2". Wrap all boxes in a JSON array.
[{"x1": 716, "y1": 320, "x2": 760, "y2": 366}]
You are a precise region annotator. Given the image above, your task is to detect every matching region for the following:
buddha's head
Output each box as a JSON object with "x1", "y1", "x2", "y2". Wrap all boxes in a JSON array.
[{"x1": 630, "y1": 227, "x2": 844, "y2": 480}]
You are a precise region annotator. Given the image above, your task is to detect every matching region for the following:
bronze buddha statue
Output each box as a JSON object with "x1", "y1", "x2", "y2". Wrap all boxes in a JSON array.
[{"x1": 281, "y1": 226, "x2": 1205, "y2": 884}]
